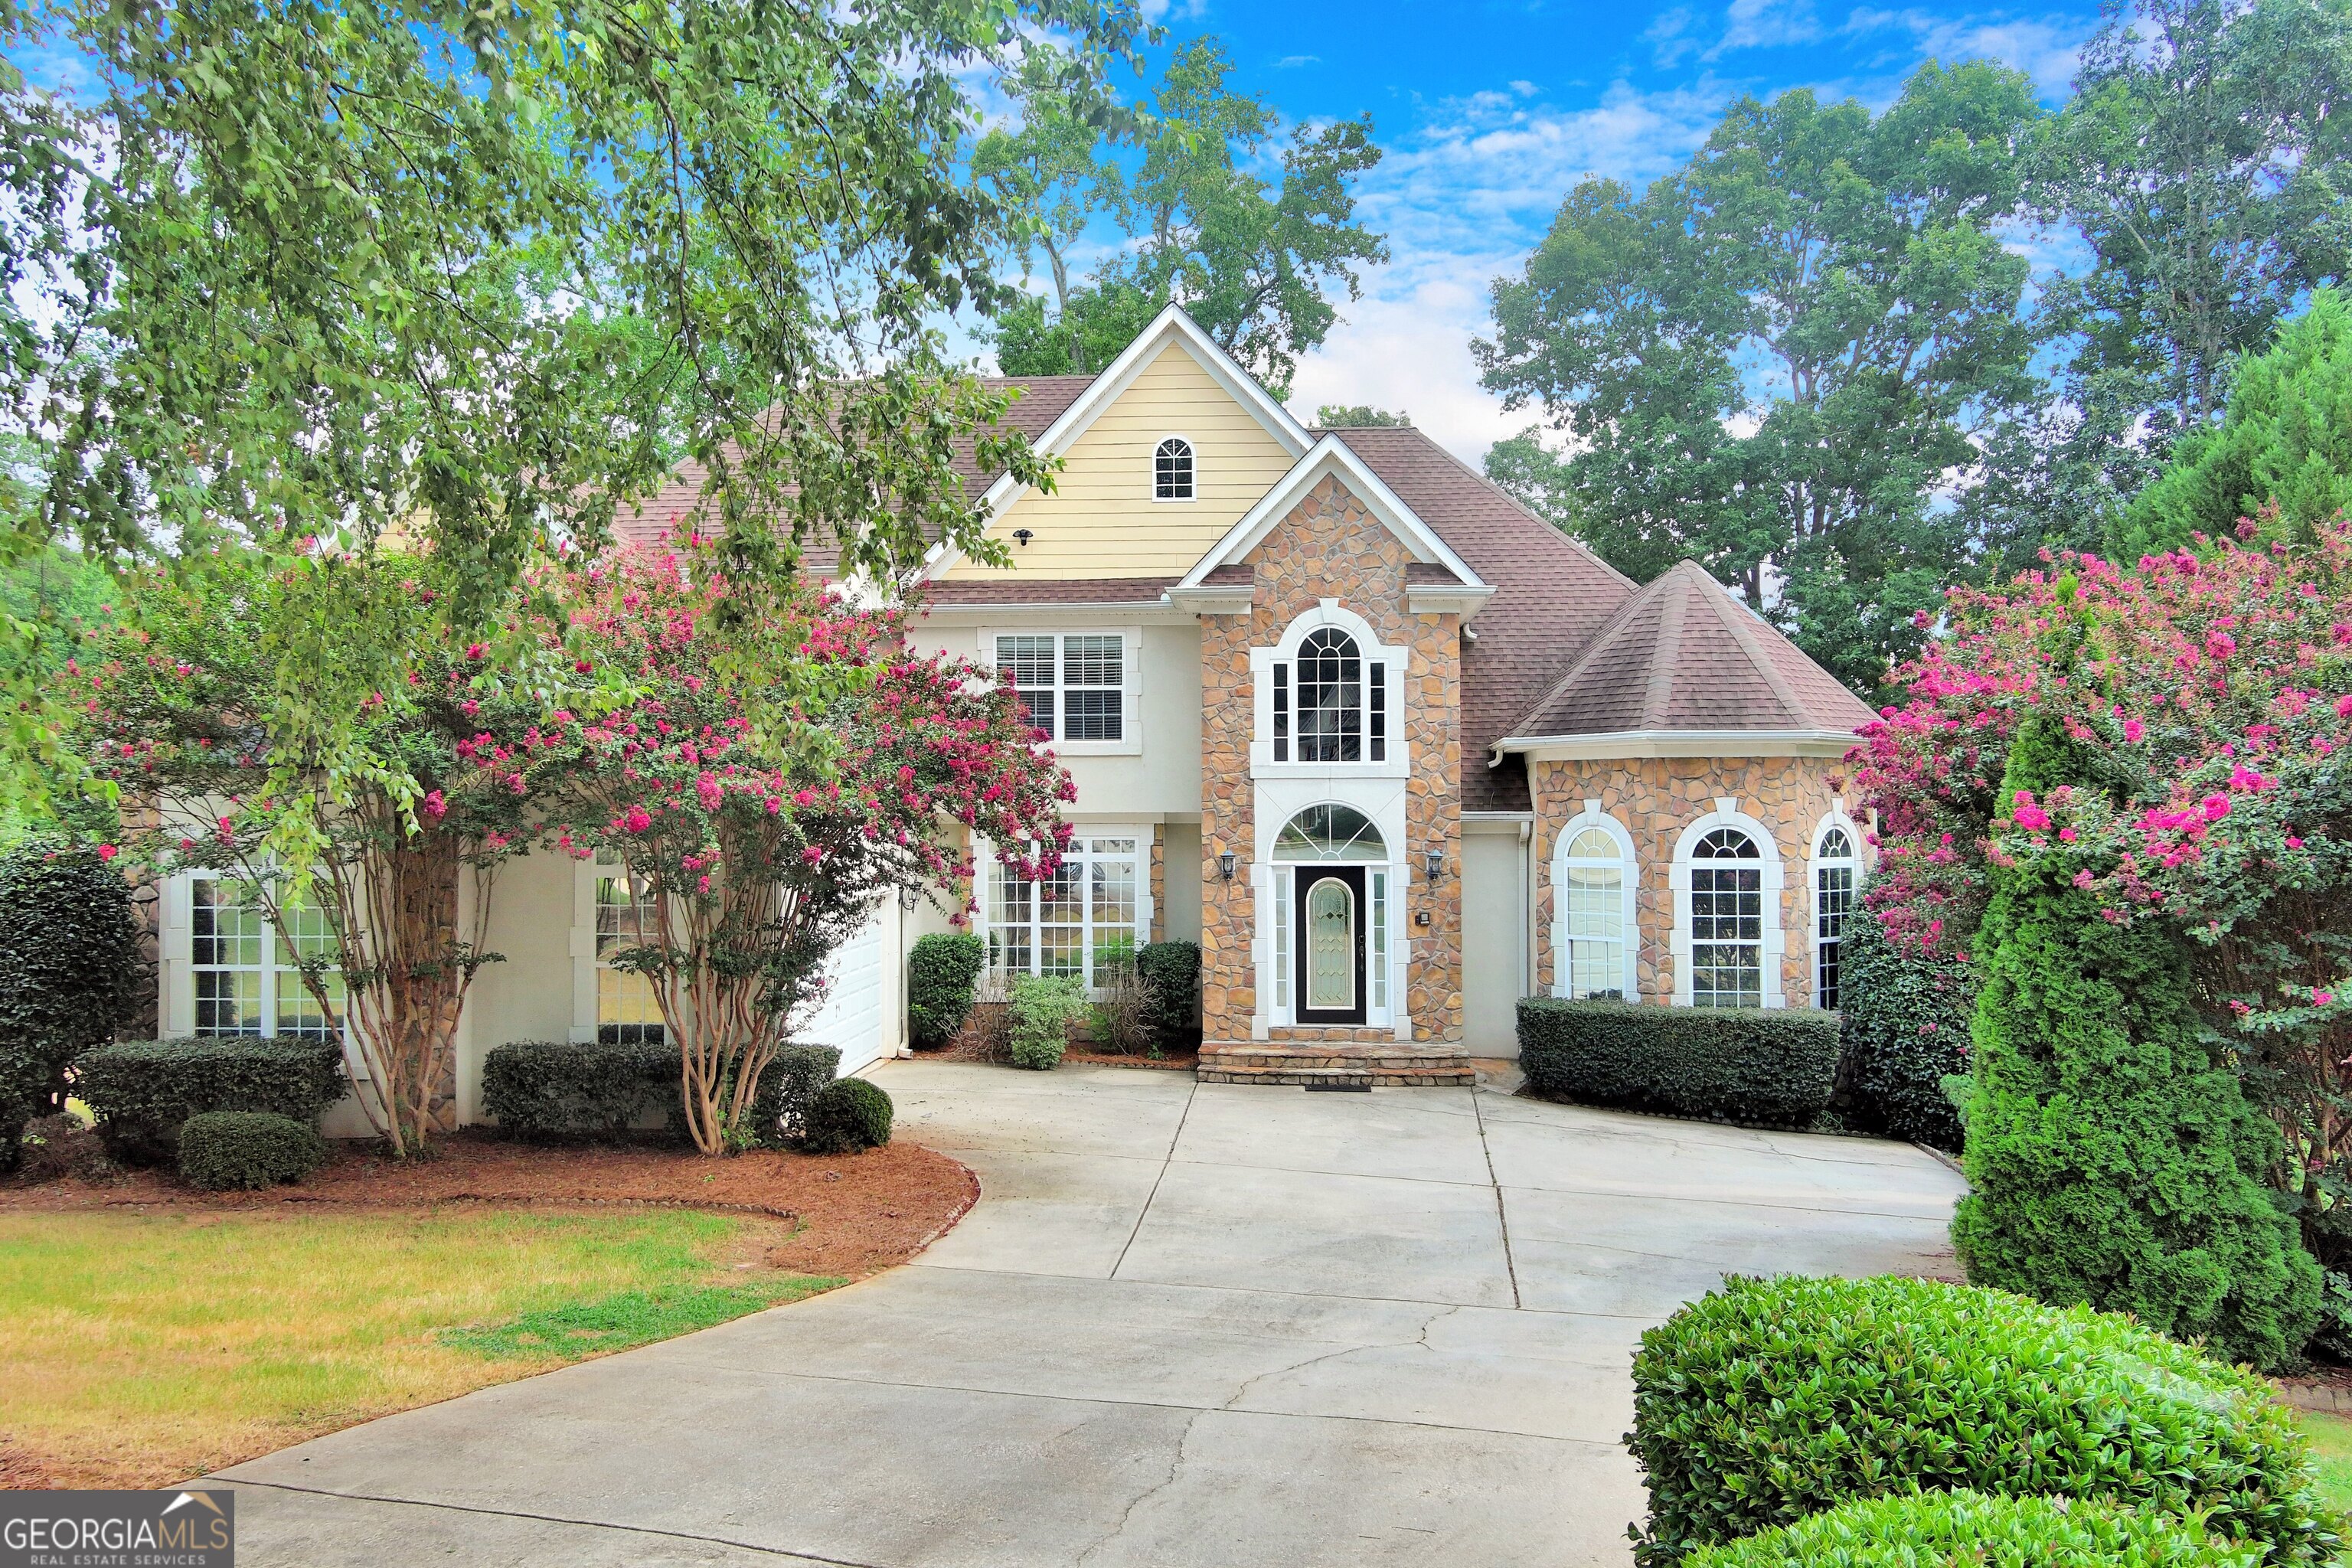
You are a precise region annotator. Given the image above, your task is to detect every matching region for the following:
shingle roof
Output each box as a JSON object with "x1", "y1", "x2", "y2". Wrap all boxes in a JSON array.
[
  {"x1": 612, "y1": 376, "x2": 1097, "y2": 571},
  {"x1": 1504, "y1": 560, "x2": 1876, "y2": 740},
  {"x1": 1326, "y1": 426, "x2": 1638, "y2": 812}
]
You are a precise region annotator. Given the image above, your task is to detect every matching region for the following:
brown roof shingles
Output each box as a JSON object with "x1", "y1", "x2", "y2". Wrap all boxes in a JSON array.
[{"x1": 1331, "y1": 426, "x2": 1638, "y2": 812}]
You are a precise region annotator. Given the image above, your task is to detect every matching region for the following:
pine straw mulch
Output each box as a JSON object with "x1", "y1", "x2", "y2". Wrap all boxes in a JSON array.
[{"x1": 1, "y1": 1121, "x2": 978, "y2": 1282}]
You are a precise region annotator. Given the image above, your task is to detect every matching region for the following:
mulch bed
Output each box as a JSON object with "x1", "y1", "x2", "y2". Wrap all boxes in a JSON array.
[
  {"x1": 2, "y1": 1122, "x2": 977, "y2": 1282},
  {"x1": 923, "y1": 1039, "x2": 1200, "y2": 1071}
]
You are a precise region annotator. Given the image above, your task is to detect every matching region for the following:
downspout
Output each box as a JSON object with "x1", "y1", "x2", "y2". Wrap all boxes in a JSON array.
[{"x1": 1519, "y1": 818, "x2": 1535, "y2": 1005}]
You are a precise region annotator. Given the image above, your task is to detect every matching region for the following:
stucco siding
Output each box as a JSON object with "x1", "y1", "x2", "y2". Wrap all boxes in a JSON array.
[{"x1": 1460, "y1": 825, "x2": 1526, "y2": 1056}]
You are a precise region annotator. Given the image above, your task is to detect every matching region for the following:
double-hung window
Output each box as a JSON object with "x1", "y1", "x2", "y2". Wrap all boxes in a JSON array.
[
  {"x1": 190, "y1": 877, "x2": 344, "y2": 1040},
  {"x1": 985, "y1": 835, "x2": 1143, "y2": 991},
  {"x1": 996, "y1": 632, "x2": 1126, "y2": 745},
  {"x1": 1687, "y1": 828, "x2": 1765, "y2": 1008},
  {"x1": 1558, "y1": 828, "x2": 1630, "y2": 1000}
]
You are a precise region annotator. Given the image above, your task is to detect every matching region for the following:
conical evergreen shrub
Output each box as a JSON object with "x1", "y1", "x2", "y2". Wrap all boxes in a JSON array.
[{"x1": 1952, "y1": 714, "x2": 2321, "y2": 1370}]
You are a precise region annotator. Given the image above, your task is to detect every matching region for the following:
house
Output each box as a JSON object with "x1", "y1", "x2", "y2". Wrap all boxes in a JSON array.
[{"x1": 147, "y1": 304, "x2": 1875, "y2": 1118}]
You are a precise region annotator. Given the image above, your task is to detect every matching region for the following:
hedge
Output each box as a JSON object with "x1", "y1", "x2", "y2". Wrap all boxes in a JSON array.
[
  {"x1": 484, "y1": 1039, "x2": 839, "y2": 1148},
  {"x1": 0, "y1": 840, "x2": 145, "y2": 1168},
  {"x1": 803, "y1": 1077, "x2": 893, "y2": 1155},
  {"x1": 1517, "y1": 998, "x2": 1841, "y2": 1125},
  {"x1": 1135, "y1": 940, "x2": 1200, "y2": 1047},
  {"x1": 907, "y1": 933, "x2": 985, "y2": 1049},
  {"x1": 1953, "y1": 713, "x2": 2321, "y2": 1373},
  {"x1": 1685, "y1": 1490, "x2": 2261, "y2": 1568},
  {"x1": 178, "y1": 1111, "x2": 328, "y2": 1191},
  {"x1": 1008, "y1": 974, "x2": 1086, "y2": 1070},
  {"x1": 1627, "y1": 1274, "x2": 2338, "y2": 1566},
  {"x1": 75, "y1": 1037, "x2": 345, "y2": 1164},
  {"x1": 482, "y1": 1038, "x2": 675, "y2": 1141}
]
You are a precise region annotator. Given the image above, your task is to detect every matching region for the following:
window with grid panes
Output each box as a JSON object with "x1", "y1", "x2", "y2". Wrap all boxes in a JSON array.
[
  {"x1": 1687, "y1": 828, "x2": 1764, "y2": 1008},
  {"x1": 596, "y1": 872, "x2": 665, "y2": 1043},
  {"x1": 1272, "y1": 627, "x2": 1383, "y2": 764},
  {"x1": 1154, "y1": 437, "x2": 1194, "y2": 499},
  {"x1": 190, "y1": 877, "x2": 344, "y2": 1040},
  {"x1": 985, "y1": 836, "x2": 1142, "y2": 991},
  {"x1": 1560, "y1": 828, "x2": 1628, "y2": 1000},
  {"x1": 1813, "y1": 827, "x2": 1857, "y2": 1010}
]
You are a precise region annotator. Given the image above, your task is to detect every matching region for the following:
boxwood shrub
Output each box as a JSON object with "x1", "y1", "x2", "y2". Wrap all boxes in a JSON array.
[
  {"x1": 1685, "y1": 1490, "x2": 2260, "y2": 1568},
  {"x1": 748, "y1": 1044, "x2": 840, "y2": 1147},
  {"x1": 1135, "y1": 940, "x2": 1201, "y2": 1047},
  {"x1": 1517, "y1": 998, "x2": 1840, "y2": 1125},
  {"x1": 75, "y1": 1037, "x2": 345, "y2": 1164},
  {"x1": 1628, "y1": 1274, "x2": 2338, "y2": 1566},
  {"x1": 803, "y1": 1077, "x2": 893, "y2": 1155},
  {"x1": 482, "y1": 1038, "x2": 676, "y2": 1141},
  {"x1": 907, "y1": 933, "x2": 985, "y2": 1049},
  {"x1": 177, "y1": 1110, "x2": 328, "y2": 1191}
]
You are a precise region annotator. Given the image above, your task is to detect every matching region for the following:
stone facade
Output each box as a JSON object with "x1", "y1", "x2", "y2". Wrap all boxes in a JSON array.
[
  {"x1": 1197, "y1": 475, "x2": 1465, "y2": 1051},
  {"x1": 1529, "y1": 755, "x2": 1860, "y2": 1008}
]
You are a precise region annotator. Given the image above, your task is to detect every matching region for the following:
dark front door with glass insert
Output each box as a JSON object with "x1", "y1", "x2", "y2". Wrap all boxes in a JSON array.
[{"x1": 1294, "y1": 865, "x2": 1367, "y2": 1025}]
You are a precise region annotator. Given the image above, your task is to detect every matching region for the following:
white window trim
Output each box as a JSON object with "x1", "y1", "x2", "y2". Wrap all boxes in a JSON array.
[
  {"x1": 158, "y1": 870, "x2": 359, "y2": 1071},
  {"x1": 1249, "y1": 599, "x2": 1408, "y2": 780},
  {"x1": 1810, "y1": 805, "x2": 1863, "y2": 1011},
  {"x1": 973, "y1": 827, "x2": 1155, "y2": 996},
  {"x1": 1256, "y1": 799, "x2": 1402, "y2": 1036},
  {"x1": 1152, "y1": 433, "x2": 1197, "y2": 503},
  {"x1": 567, "y1": 857, "x2": 669, "y2": 1044},
  {"x1": 982, "y1": 626, "x2": 1143, "y2": 757},
  {"x1": 1550, "y1": 801, "x2": 1639, "y2": 1001},
  {"x1": 1668, "y1": 799, "x2": 1785, "y2": 1009}
]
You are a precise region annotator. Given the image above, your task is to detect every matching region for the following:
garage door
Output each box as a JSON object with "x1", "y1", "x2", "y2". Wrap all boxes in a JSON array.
[{"x1": 801, "y1": 904, "x2": 888, "y2": 1073}]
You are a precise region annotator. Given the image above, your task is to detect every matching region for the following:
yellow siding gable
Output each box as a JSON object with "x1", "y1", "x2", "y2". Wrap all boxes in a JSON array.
[{"x1": 941, "y1": 343, "x2": 1298, "y2": 580}]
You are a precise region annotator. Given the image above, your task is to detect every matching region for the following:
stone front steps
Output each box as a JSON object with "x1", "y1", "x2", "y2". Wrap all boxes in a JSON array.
[{"x1": 1197, "y1": 1041, "x2": 1476, "y2": 1087}]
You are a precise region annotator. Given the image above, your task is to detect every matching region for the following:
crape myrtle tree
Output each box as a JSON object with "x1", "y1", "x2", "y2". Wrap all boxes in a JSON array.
[
  {"x1": 1852, "y1": 530, "x2": 2352, "y2": 1358},
  {"x1": 75, "y1": 548, "x2": 565, "y2": 1156},
  {"x1": 537, "y1": 548, "x2": 1072, "y2": 1156}
]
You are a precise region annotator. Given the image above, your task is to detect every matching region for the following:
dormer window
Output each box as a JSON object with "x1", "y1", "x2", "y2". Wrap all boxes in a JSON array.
[{"x1": 1154, "y1": 436, "x2": 1194, "y2": 500}]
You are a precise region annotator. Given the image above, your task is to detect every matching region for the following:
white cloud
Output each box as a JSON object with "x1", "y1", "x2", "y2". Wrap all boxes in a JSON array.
[
  {"x1": 1839, "y1": 6, "x2": 2087, "y2": 93},
  {"x1": 1709, "y1": 0, "x2": 1826, "y2": 57},
  {"x1": 1646, "y1": 8, "x2": 1704, "y2": 66},
  {"x1": 1272, "y1": 54, "x2": 1321, "y2": 69}
]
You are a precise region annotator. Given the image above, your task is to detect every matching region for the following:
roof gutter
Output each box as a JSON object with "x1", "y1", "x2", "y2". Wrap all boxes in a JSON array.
[{"x1": 1488, "y1": 728, "x2": 1864, "y2": 767}]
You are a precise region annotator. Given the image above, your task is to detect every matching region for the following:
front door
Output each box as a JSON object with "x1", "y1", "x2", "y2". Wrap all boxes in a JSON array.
[{"x1": 1295, "y1": 866, "x2": 1367, "y2": 1025}]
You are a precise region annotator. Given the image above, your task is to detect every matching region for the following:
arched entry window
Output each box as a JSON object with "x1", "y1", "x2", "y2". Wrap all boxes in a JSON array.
[
  {"x1": 1687, "y1": 827, "x2": 1765, "y2": 1008},
  {"x1": 1271, "y1": 805, "x2": 1389, "y2": 1024},
  {"x1": 1811, "y1": 821, "x2": 1860, "y2": 1010}
]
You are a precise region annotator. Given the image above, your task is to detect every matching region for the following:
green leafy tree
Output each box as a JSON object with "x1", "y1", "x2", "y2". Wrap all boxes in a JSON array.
[
  {"x1": 1478, "y1": 61, "x2": 2043, "y2": 698},
  {"x1": 988, "y1": 37, "x2": 1387, "y2": 393},
  {"x1": 1312, "y1": 405, "x2": 1408, "y2": 427},
  {"x1": 2119, "y1": 287, "x2": 2352, "y2": 556},
  {"x1": 1952, "y1": 713, "x2": 2321, "y2": 1372},
  {"x1": 2040, "y1": 0, "x2": 2352, "y2": 451}
]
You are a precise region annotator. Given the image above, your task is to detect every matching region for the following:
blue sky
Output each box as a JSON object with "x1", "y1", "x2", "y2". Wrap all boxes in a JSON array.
[{"x1": 1053, "y1": 0, "x2": 2102, "y2": 462}]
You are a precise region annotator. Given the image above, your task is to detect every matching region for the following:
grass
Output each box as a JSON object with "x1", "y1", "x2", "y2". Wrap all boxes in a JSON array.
[
  {"x1": 0, "y1": 1208, "x2": 840, "y2": 1487},
  {"x1": 2299, "y1": 1410, "x2": 2352, "y2": 1518}
]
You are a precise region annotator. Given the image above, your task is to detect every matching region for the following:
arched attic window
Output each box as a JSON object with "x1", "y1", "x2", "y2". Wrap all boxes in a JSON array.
[{"x1": 1155, "y1": 436, "x2": 1194, "y2": 500}]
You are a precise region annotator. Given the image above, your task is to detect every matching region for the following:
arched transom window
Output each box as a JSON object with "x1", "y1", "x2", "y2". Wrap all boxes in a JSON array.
[
  {"x1": 1155, "y1": 436, "x2": 1194, "y2": 500},
  {"x1": 1813, "y1": 825, "x2": 1858, "y2": 1010},
  {"x1": 1559, "y1": 827, "x2": 1629, "y2": 1000},
  {"x1": 1688, "y1": 827, "x2": 1764, "y2": 1008},
  {"x1": 1273, "y1": 628, "x2": 1386, "y2": 764},
  {"x1": 1273, "y1": 804, "x2": 1387, "y2": 861}
]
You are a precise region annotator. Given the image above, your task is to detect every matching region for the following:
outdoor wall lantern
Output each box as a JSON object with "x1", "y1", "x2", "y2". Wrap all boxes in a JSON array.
[
  {"x1": 1012, "y1": 527, "x2": 1035, "y2": 547},
  {"x1": 1423, "y1": 847, "x2": 1446, "y2": 880},
  {"x1": 1219, "y1": 851, "x2": 1237, "y2": 880}
]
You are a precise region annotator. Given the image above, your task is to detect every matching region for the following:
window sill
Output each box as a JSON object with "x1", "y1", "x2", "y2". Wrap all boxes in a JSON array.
[
  {"x1": 1248, "y1": 756, "x2": 1410, "y2": 781},
  {"x1": 1049, "y1": 739, "x2": 1144, "y2": 758}
]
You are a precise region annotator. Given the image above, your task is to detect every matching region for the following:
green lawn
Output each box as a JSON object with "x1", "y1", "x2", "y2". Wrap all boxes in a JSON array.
[
  {"x1": 0, "y1": 1208, "x2": 838, "y2": 1488},
  {"x1": 2301, "y1": 1410, "x2": 2352, "y2": 1518}
]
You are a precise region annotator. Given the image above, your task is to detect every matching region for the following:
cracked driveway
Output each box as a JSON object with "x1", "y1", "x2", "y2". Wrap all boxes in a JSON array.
[{"x1": 219, "y1": 1061, "x2": 1967, "y2": 1567}]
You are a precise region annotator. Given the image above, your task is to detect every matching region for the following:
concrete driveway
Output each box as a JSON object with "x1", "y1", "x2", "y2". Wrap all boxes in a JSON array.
[{"x1": 220, "y1": 1061, "x2": 1967, "y2": 1567}]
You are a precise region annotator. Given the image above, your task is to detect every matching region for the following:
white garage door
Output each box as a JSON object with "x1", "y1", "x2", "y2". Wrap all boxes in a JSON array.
[{"x1": 801, "y1": 905, "x2": 888, "y2": 1073}]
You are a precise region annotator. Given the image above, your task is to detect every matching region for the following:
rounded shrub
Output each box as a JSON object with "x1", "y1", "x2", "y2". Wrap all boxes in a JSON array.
[
  {"x1": 1628, "y1": 1274, "x2": 2338, "y2": 1566},
  {"x1": 1685, "y1": 1490, "x2": 2261, "y2": 1568},
  {"x1": 178, "y1": 1110, "x2": 328, "y2": 1191},
  {"x1": 1008, "y1": 973, "x2": 1086, "y2": 1071},
  {"x1": 1135, "y1": 940, "x2": 1200, "y2": 1047},
  {"x1": 906, "y1": 933, "x2": 985, "y2": 1049},
  {"x1": 0, "y1": 839, "x2": 145, "y2": 1169},
  {"x1": 75, "y1": 1037, "x2": 345, "y2": 1165},
  {"x1": 802, "y1": 1077, "x2": 893, "y2": 1155}
]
